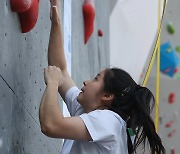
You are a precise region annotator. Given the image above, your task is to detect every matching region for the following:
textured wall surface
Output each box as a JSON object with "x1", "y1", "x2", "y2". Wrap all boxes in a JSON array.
[
  {"x1": 0, "y1": 0, "x2": 110, "y2": 153},
  {"x1": 71, "y1": 0, "x2": 110, "y2": 88},
  {"x1": 147, "y1": 77, "x2": 180, "y2": 153},
  {"x1": 0, "y1": 0, "x2": 63, "y2": 153},
  {"x1": 142, "y1": 0, "x2": 180, "y2": 153}
]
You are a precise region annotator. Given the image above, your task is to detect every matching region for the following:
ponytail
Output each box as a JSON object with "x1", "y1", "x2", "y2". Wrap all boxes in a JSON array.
[
  {"x1": 128, "y1": 87, "x2": 165, "y2": 154},
  {"x1": 103, "y1": 68, "x2": 165, "y2": 154}
]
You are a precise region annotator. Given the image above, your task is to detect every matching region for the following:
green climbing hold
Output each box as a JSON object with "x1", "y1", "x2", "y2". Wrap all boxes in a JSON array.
[
  {"x1": 167, "y1": 23, "x2": 175, "y2": 34},
  {"x1": 177, "y1": 73, "x2": 180, "y2": 80},
  {"x1": 176, "y1": 46, "x2": 180, "y2": 53},
  {"x1": 166, "y1": 46, "x2": 172, "y2": 53}
]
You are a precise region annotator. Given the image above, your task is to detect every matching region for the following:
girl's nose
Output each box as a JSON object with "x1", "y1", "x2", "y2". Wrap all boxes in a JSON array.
[{"x1": 83, "y1": 80, "x2": 90, "y2": 86}]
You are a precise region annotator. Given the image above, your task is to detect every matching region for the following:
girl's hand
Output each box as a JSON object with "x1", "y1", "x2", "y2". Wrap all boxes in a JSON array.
[
  {"x1": 44, "y1": 66, "x2": 63, "y2": 87},
  {"x1": 49, "y1": 0, "x2": 60, "y2": 23}
]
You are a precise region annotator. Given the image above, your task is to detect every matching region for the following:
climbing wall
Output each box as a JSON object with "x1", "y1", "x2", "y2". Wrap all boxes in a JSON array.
[
  {"x1": 71, "y1": 0, "x2": 110, "y2": 88},
  {"x1": 147, "y1": 77, "x2": 180, "y2": 153},
  {"x1": 0, "y1": 0, "x2": 64, "y2": 153},
  {"x1": 142, "y1": 0, "x2": 180, "y2": 153},
  {"x1": 0, "y1": 0, "x2": 110, "y2": 153}
]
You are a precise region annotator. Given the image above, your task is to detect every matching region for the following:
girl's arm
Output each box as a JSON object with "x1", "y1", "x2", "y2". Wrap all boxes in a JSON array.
[
  {"x1": 39, "y1": 66, "x2": 91, "y2": 140},
  {"x1": 48, "y1": 2, "x2": 75, "y2": 100}
]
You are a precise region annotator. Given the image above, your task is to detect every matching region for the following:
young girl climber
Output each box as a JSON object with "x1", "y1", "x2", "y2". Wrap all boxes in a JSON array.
[{"x1": 39, "y1": 0, "x2": 165, "y2": 154}]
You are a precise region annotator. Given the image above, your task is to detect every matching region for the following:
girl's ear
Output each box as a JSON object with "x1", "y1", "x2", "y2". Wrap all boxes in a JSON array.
[{"x1": 101, "y1": 93, "x2": 114, "y2": 101}]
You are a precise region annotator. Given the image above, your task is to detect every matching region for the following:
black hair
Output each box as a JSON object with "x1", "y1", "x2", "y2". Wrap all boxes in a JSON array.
[{"x1": 103, "y1": 68, "x2": 165, "y2": 154}]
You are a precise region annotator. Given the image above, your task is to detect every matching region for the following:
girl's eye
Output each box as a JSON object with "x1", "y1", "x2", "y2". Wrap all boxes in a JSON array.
[{"x1": 94, "y1": 77, "x2": 98, "y2": 80}]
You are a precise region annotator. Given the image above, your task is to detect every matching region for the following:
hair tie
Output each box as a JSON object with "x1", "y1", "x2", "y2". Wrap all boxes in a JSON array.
[
  {"x1": 121, "y1": 86, "x2": 134, "y2": 96},
  {"x1": 121, "y1": 85, "x2": 143, "y2": 96}
]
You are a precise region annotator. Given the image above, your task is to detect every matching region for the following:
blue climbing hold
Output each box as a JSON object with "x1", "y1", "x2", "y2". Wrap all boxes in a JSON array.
[{"x1": 160, "y1": 42, "x2": 179, "y2": 77}]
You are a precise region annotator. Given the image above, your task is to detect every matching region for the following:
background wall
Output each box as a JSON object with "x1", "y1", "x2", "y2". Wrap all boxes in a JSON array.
[
  {"x1": 0, "y1": 0, "x2": 110, "y2": 153},
  {"x1": 110, "y1": 0, "x2": 165, "y2": 83},
  {"x1": 144, "y1": 0, "x2": 180, "y2": 153}
]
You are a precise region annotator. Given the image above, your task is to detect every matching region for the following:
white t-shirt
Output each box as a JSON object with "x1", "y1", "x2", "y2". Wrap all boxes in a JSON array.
[{"x1": 61, "y1": 86, "x2": 128, "y2": 154}]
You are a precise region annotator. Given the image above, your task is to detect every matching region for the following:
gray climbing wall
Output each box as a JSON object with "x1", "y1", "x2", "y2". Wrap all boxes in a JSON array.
[
  {"x1": 141, "y1": 0, "x2": 180, "y2": 153},
  {"x1": 0, "y1": 0, "x2": 110, "y2": 153},
  {"x1": 71, "y1": 0, "x2": 110, "y2": 87},
  {"x1": 0, "y1": 0, "x2": 63, "y2": 153},
  {"x1": 147, "y1": 77, "x2": 180, "y2": 154}
]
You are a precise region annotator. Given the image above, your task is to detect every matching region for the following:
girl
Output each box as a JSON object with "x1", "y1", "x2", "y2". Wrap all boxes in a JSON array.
[{"x1": 39, "y1": 0, "x2": 165, "y2": 153}]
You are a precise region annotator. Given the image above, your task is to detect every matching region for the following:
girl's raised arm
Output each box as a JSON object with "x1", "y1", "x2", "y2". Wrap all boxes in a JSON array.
[{"x1": 48, "y1": 1, "x2": 75, "y2": 99}]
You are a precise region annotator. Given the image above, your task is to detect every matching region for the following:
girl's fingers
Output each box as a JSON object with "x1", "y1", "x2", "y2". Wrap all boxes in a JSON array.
[
  {"x1": 50, "y1": 0, "x2": 57, "y2": 7},
  {"x1": 50, "y1": 6, "x2": 59, "y2": 21},
  {"x1": 52, "y1": 6, "x2": 57, "y2": 16}
]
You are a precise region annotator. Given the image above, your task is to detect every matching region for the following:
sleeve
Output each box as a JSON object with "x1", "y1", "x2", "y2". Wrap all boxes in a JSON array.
[
  {"x1": 80, "y1": 110, "x2": 125, "y2": 148},
  {"x1": 65, "y1": 86, "x2": 84, "y2": 116}
]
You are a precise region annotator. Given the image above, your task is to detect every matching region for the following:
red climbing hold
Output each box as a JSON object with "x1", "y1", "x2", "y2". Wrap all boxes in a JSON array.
[
  {"x1": 98, "y1": 29, "x2": 103, "y2": 37},
  {"x1": 168, "y1": 129, "x2": 176, "y2": 138},
  {"x1": 10, "y1": 0, "x2": 31, "y2": 12},
  {"x1": 10, "y1": 0, "x2": 39, "y2": 33},
  {"x1": 168, "y1": 93, "x2": 176, "y2": 104},
  {"x1": 19, "y1": 0, "x2": 39, "y2": 33},
  {"x1": 165, "y1": 120, "x2": 174, "y2": 128},
  {"x1": 171, "y1": 147, "x2": 176, "y2": 154},
  {"x1": 174, "y1": 68, "x2": 178, "y2": 74},
  {"x1": 83, "y1": 0, "x2": 95, "y2": 44}
]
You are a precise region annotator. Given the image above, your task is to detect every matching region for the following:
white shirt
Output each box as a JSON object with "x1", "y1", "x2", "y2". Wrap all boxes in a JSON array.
[{"x1": 61, "y1": 87, "x2": 128, "y2": 154}]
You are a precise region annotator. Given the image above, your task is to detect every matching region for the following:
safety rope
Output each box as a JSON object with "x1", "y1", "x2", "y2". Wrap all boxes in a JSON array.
[
  {"x1": 142, "y1": 0, "x2": 167, "y2": 132},
  {"x1": 155, "y1": 0, "x2": 161, "y2": 132}
]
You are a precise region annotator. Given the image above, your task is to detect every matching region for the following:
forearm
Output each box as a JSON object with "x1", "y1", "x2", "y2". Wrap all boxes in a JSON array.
[
  {"x1": 48, "y1": 14, "x2": 67, "y2": 70},
  {"x1": 39, "y1": 84, "x2": 63, "y2": 129}
]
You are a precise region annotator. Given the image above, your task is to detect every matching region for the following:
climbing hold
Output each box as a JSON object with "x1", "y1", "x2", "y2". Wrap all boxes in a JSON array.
[
  {"x1": 160, "y1": 42, "x2": 179, "y2": 77},
  {"x1": 83, "y1": 0, "x2": 95, "y2": 44},
  {"x1": 168, "y1": 93, "x2": 176, "y2": 104},
  {"x1": 171, "y1": 147, "x2": 175, "y2": 154},
  {"x1": 10, "y1": 0, "x2": 39, "y2": 33},
  {"x1": 167, "y1": 23, "x2": 175, "y2": 34},
  {"x1": 159, "y1": 117, "x2": 162, "y2": 124},
  {"x1": 10, "y1": 0, "x2": 31, "y2": 12},
  {"x1": 165, "y1": 120, "x2": 174, "y2": 128},
  {"x1": 18, "y1": 0, "x2": 39, "y2": 33},
  {"x1": 177, "y1": 73, "x2": 180, "y2": 80},
  {"x1": 174, "y1": 68, "x2": 178, "y2": 74},
  {"x1": 175, "y1": 46, "x2": 180, "y2": 53},
  {"x1": 168, "y1": 129, "x2": 176, "y2": 138},
  {"x1": 98, "y1": 29, "x2": 103, "y2": 37}
]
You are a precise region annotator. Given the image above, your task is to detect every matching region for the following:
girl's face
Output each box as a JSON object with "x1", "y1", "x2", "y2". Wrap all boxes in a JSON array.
[{"x1": 77, "y1": 69, "x2": 107, "y2": 112}]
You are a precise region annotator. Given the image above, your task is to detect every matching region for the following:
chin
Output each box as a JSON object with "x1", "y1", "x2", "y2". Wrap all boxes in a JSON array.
[{"x1": 77, "y1": 95, "x2": 81, "y2": 102}]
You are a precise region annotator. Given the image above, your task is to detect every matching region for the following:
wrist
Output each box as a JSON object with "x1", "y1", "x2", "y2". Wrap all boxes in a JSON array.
[{"x1": 46, "y1": 83, "x2": 59, "y2": 90}]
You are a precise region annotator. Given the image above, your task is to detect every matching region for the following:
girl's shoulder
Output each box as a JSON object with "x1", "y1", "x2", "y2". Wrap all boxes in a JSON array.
[{"x1": 85, "y1": 109, "x2": 126, "y2": 127}]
